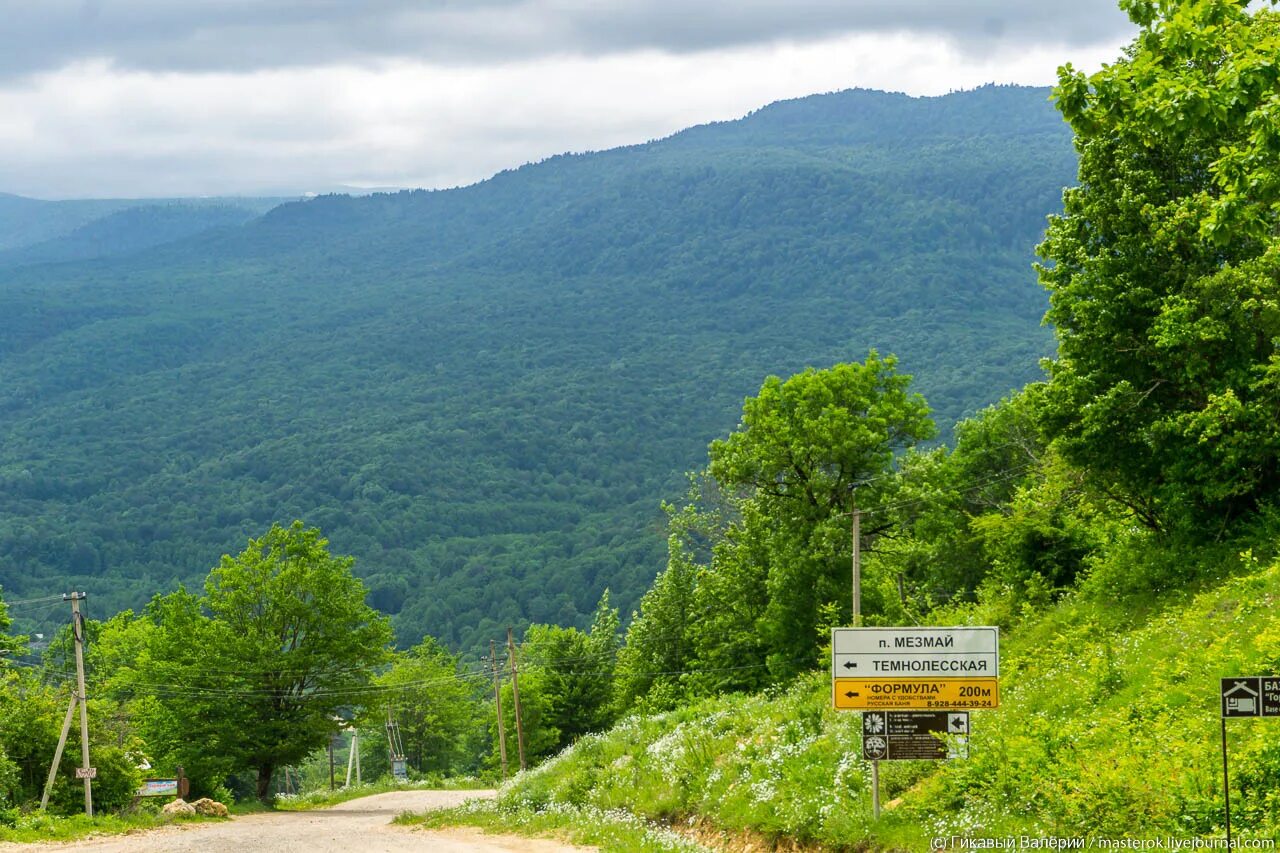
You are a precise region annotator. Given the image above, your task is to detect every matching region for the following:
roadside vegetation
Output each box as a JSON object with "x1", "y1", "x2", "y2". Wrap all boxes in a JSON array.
[
  {"x1": 0, "y1": 804, "x2": 216, "y2": 844},
  {"x1": 397, "y1": 797, "x2": 715, "y2": 852},
  {"x1": 4, "y1": 0, "x2": 1280, "y2": 848}
]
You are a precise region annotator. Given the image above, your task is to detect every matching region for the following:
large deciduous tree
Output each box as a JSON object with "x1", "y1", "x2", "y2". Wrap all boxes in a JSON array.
[
  {"x1": 708, "y1": 354, "x2": 934, "y2": 676},
  {"x1": 1040, "y1": 0, "x2": 1280, "y2": 532},
  {"x1": 619, "y1": 355, "x2": 934, "y2": 699},
  {"x1": 133, "y1": 522, "x2": 392, "y2": 800},
  {"x1": 375, "y1": 635, "x2": 485, "y2": 775}
]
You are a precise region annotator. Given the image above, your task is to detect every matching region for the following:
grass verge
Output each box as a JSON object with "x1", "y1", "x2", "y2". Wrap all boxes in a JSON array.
[
  {"x1": 0, "y1": 809, "x2": 214, "y2": 844},
  {"x1": 395, "y1": 797, "x2": 714, "y2": 852},
  {"x1": 273, "y1": 776, "x2": 490, "y2": 811}
]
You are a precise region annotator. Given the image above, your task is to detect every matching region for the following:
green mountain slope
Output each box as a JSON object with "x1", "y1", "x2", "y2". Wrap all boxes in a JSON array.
[
  {"x1": 0, "y1": 85, "x2": 1073, "y2": 651},
  {"x1": 0, "y1": 203, "x2": 261, "y2": 268},
  {"x1": 0, "y1": 193, "x2": 286, "y2": 254}
]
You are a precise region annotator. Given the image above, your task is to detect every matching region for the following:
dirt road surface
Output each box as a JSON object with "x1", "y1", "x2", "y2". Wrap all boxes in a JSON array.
[{"x1": 0, "y1": 790, "x2": 595, "y2": 852}]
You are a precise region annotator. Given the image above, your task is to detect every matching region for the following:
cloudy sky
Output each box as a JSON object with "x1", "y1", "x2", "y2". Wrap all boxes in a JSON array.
[{"x1": 0, "y1": 1, "x2": 1138, "y2": 199}]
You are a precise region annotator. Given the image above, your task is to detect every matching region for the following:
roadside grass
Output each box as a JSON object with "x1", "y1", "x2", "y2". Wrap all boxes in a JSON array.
[
  {"x1": 273, "y1": 775, "x2": 490, "y2": 811},
  {"x1": 0, "y1": 809, "x2": 213, "y2": 844},
  {"x1": 395, "y1": 797, "x2": 714, "y2": 852}
]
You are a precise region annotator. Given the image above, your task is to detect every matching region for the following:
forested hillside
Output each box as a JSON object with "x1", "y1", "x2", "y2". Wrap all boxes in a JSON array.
[
  {"x1": 0, "y1": 84, "x2": 1073, "y2": 651},
  {"x1": 0, "y1": 194, "x2": 285, "y2": 256},
  {"x1": 0, "y1": 204, "x2": 261, "y2": 268}
]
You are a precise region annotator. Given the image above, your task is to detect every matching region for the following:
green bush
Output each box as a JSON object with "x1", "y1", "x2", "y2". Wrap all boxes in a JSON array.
[{"x1": 46, "y1": 745, "x2": 141, "y2": 815}]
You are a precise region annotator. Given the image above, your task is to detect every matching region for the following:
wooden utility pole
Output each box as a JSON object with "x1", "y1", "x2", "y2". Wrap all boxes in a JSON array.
[
  {"x1": 328, "y1": 736, "x2": 335, "y2": 791},
  {"x1": 40, "y1": 693, "x2": 77, "y2": 811},
  {"x1": 71, "y1": 593, "x2": 93, "y2": 817},
  {"x1": 849, "y1": 499, "x2": 878, "y2": 820},
  {"x1": 41, "y1": 593, "x2": 92, "y2": 815},
  {"x1": 506, "y1": 628, "x2": 526, "y2": 771},
  {"x1": 851, "y1": 502, "x2": 862, "y2": 628},
  {"x1": 491, "y1": 640, "x2": 509, "y2": 780}
]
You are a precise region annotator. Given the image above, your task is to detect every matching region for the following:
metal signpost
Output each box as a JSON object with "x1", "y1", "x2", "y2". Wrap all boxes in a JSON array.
[
  {"x1": 832, "y1": 626, "x2": 999, "y2": 818},
  {"x1": 1218, "y1": 676, "x2": 1280, "y2": 844}
]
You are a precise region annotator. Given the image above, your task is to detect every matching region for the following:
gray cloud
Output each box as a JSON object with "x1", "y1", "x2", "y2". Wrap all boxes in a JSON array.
[{"x1": 2, "y1": 0, "x2": 1134, "y2": 78}]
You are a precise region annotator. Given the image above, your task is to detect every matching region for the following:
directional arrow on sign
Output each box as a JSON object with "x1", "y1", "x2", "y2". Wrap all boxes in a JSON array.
[
  {"x1": 844, "y1": 690, "x2": 859, "y2": 698},
  {"x1": 843, "y1": 661, "x2": 857, "y2": 670}
]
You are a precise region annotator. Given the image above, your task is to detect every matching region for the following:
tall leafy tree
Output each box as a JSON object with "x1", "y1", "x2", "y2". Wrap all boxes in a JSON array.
[
  {"x1": 0, "y1": 587, "x2": 25, "y2": 663},
  {"x1": 376, "y1": 635, "x2": 486, "y2": 775},
  {"x1": 614, "y1": 502, "x2": 707, "y2": 711},
  {"x1": 1040, "y1": 0, "x2": 1280, "y2": 532},
  {"x1": 131, "y1": 522, "x2": 392, "y2": 800},
  {"x1": 505, "y1": 590, "x2": 622, "y2": 760},
  {"x1": 707, "y1": 354, "x2": 934, "y2": 677}
]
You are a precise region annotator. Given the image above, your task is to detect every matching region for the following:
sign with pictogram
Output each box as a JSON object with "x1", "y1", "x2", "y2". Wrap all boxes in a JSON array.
[
  {"x1": 861, "y1": 711, "x2": 969, "y2": 761},
  {"x1": 834, "y1": 677, "x2": 999, "y2": 710},
  {"x1": 1221, "y1": 677, "x2": 1280, "y2": 718}
]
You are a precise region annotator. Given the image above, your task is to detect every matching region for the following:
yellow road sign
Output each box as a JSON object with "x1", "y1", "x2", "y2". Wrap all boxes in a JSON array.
[{"x1": 833, "y1": 677, "x2": 999, "y2": 710}]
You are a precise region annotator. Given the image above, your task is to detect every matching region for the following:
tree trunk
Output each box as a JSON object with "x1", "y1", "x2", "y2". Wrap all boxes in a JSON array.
[{"x1": 256, "y1": 763, "x2": 275, "y2": 803}]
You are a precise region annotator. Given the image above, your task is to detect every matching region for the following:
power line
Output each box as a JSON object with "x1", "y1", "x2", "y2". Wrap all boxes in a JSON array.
[{"x1": 3, "y1": 594, "x2": 66, "y2": 608}]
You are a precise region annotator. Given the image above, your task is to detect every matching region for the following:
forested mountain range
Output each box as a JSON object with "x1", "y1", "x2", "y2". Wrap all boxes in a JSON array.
[
  {"x1": 0, "y1": 193, "x2": 287, "y2": 256},
  {"x1": 0, "y1": 84, "x2": 1074, "y2": 652}
]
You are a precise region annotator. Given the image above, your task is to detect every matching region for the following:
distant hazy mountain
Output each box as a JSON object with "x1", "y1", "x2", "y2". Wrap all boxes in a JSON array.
[
  {"x1": 0, "y1": 194, "x2": 289, "y2": 255},
  {"x1": 0, "y1": 85, "x2": 1073, "y2": 651},
  {"x1": 0, "y1": 204, "x2": 266, "y2": 268}
]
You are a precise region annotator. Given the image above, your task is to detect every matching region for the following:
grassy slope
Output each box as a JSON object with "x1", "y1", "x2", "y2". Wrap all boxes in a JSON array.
[{"x1": 450, "y1": 546, "x2": 1280, "y2": 849}]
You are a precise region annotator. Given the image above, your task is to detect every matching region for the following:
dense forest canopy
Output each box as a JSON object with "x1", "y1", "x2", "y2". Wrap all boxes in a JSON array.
[{"x1": 0, "y1": 85, "x2": 1073, "y2": 652}]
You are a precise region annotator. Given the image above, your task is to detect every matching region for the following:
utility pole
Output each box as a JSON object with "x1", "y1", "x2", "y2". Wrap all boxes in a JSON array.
[
  {"x1": 851, "y1": 500, "x2": 862, "y2": 628},
  {"x1": 345, "y1": 728, "x2": 361, "y2": 787},
  {"x1": 491, "y1": 640, "x2": 509, "y2": 780},
  {"x1": 41, "y1": 593, "x2": 92, "y2": 816},
  {"x1": 328, "y1": 736, "x2": 335, "y2": 791},
  {"x1": 506, "y1": 628, "x2": 526, "y2": 771},
  {"x1": 850, "y1": 496, "x2": 878, "y2": 821},
  {"x1": 386, "y1": 706, "x2": 406, "y2": 780}
]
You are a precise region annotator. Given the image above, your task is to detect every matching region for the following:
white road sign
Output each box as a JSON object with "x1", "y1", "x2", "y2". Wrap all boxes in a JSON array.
[{"x1": 832, "y1": 627, "x2": 999, "y2": 678}]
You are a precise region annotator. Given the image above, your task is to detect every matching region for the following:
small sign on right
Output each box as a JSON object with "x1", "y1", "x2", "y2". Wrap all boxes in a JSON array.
[{"x1": 1221, "y1": 677, "x2": 1280, "y2": 718}]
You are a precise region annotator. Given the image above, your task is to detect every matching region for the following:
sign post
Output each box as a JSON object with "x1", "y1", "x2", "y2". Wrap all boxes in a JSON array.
[
  {"x1": 1217, "y1": 676, "x2": 1280, "y2": 843},
  {"x1": 833, "y1": 625, "x2": 999, "y2": 821}
]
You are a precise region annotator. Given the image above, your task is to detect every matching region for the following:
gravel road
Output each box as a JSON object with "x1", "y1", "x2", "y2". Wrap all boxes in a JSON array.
[{"x1": 0, "y1": 790, "x2": 594, "y2": 852}]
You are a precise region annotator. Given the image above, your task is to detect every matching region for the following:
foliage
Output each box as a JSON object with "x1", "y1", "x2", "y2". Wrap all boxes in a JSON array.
[
  {"x1": 493, "y1": 591, "x2": 623, "y2": 767},
  {"x1": 0, "y1": 586, "x2": 26, "y2": 660},
  {"x1": 618, "y1": 356, "x2": 934, "y2": 709},
  {"x1": 117, "y1": 522, "x2": 393, "y2": 801},
  {"x1": 375, "y1": 635, "x2": 488, "y2": 775},
  {"x1": 0, "y1": 85, "x2": 1070, "y2": 653},
  {"x1": 273, "y1": 776, "x2": 488, "y2": 811},
  {"x1": 486, "y1": 541, "x2": 1280, "y2": 845},
  {"x1": 1040, "y1": 0, "x2": 1280, "y2": 534},
  {"x1": 0, "y1": 806, "x2": 211, "y2": 844}
]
